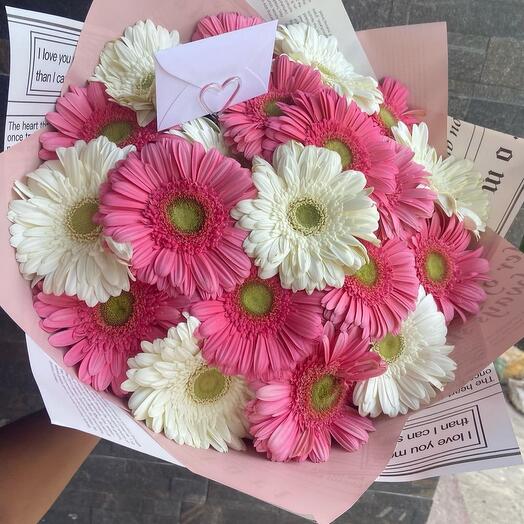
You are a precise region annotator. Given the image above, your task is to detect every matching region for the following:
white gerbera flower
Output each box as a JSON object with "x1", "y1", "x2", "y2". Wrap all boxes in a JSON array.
[
  {"x1": 170, "y1": 117, "x2": 229, "y2": 155},
  {"x1": 8, "y1": 137, "x2": 133, "y2": 307},
  {"x1": 353, "y1": 287, "x2": 456, "y2": 417},
  {"x1": 275, "y1": 23, "x2": 383, "y2": 114},
  {"x1": 430, "y1": 156, "x2": 490, "y2": 236},
  {"x1": 92, "y1": 20, "x2": 179, "y2": 126},
  {"x1": 392, "y1": 122, "x2": 489, "y2": 235},
  {"x1": 391, "y1": 121, "x2": 438, "y2": 172},
  {"x1": 122, "y1": 315, "x2": 251, "y2": 452},
  {"x1": 232, "y1": 141, "x2": 380, "y2": 293}
]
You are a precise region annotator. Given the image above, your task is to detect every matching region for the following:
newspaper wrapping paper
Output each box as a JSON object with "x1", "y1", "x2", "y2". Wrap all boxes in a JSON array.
[
  {"x1": 2, "y1": 8, "x2": 83, "y2": 150},
  {"x1": 378, "y1": 364, "x2": 521, "y2": 481},
  {"x1": 1, "y1": 1, "x2": 523, "y2": 522}
]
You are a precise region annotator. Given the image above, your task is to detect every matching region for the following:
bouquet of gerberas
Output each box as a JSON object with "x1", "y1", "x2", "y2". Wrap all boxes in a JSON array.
[
  {"x1": 2, "y1": 1, "x2": 522, "y2": 522},
  {"x1": 8, "y1": 11, "x2": 490, "y2": 462}
]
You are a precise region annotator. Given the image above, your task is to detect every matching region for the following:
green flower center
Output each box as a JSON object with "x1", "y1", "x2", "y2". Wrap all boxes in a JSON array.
[
  {"x1": 378, "y1": 106, "x2": 398, "y2": 129},
  {"x1": 310, "y1": 374, "x2": 342, "y2": 413},
  {"x1": 323, "y1": 139, "x2": 353, "y2": 169},
  {"x1": 263, "y1": 98, "x2": 284, "y2": 117},
  {"x1": 425, "y1": 251, "x2": 448, "y2": 282},
  {"x1": 101, "y1": 121, "x2": 133, "y2": 144},
  {"x1": 66, "y1": 199, "x2": 101, "y2": 242},
  {"x1": 136, "y1": 71, "x2": 155, "y2": 94},
  {"x1": 354, "y1": 259, "x2": 379, "y2": 287},
  {"x1": 239, "y1": 281, "x2": 274, "y2": 317},
  {"x1": 100, "y1": 291, "x2": 135, "y2": 326},
  {"x1": 288, "y1": 197, "x2": 326, "y2": 236},
  {"x1": 374, "y1": 333, "x2": 405, "y2": 363},
  {"x1": 166, "y1": 197, "x2": 205, "y2": 235},
  {"x1": 190, "y1": 366, "x2": 231, "y2": 403}
]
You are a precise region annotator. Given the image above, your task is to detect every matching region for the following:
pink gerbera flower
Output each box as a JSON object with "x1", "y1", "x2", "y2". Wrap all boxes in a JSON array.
[
  {"x1": 264, "y1": 89, "x2": 397, "y2": 198},
  {"x1": 323, "y1": 239, "x2": 419, "y2": 339},
  {"x1": 191, "y1": 12, "x2": 264, "y2": 40},
  {"x1": 219, "y1": 55, "x2": 324, "y2": 160},
  {"x1": 373, "y1": 144, "x2": 436, "y2": 240},
  {"x1": 98, "y1": 138, "x2": 255, "y2": 298},
  {"x1": 409, "y1": 212, "x2": 490, "y2": 323},
  {"x1": 40, "y1": 82, "x2": 158, "y2": 160},
  {"x1": 33, "y1": 281, "x2": 185, "y2": 396},
  {"x1": 373, "y1": 77, "x2": 422, "y2": 137},
  {"x1": 248, "y1": 322, "x2": 385, "y2": 462},
  {"x1": 190, "y1": 268, "x2": 324, "y2": 380}
]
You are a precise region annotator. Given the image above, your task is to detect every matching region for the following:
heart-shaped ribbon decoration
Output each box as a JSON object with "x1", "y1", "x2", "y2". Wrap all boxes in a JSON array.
[{"x1": 199, "y1": 76, "x2": 241, "y2": 114}]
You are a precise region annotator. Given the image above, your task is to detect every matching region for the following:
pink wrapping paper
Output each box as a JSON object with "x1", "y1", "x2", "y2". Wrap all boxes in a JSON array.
[
  {"x1": 358, "y1": 23, "x2": 448, "y2": 156},
  {"x1": 1, "y1": 2, "x2": 523, "y2": 522}
]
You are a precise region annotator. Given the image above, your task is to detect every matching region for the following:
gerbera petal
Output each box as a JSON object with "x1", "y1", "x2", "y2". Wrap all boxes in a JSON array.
[
  {"x1": 220, "y1": 55, "x2": 323, "y2": 160},
  {"x1": 34, "y1": 280, "x2": 185, "y2": 396},
  {"x1": 248, "y1": 322, "x2": 380, "y2": 462},
  {"x1": 354, "y1": 287, "x2": 457, "y2": 418},
  {"x1": 123, "y1": 316, "x2": 252, "y2": 452},
  {"x1": 99, "y1": 139, "x2": 255, "y2": 298}
]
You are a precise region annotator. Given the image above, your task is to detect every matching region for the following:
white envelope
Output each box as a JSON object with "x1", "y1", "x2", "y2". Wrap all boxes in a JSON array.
[{"x1": 154, "y1": 20, "x2": 277, "y2": 130}]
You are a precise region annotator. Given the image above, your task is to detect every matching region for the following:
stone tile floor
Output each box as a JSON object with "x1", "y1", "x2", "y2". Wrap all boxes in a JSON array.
[{"x1": 0, "y1": 0, "x2": 523, "y2": 522}]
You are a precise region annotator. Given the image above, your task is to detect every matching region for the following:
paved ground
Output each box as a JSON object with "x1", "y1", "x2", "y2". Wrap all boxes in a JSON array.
[{"x1": 0, "y1": 0, "x2": 523, "y2": 523}]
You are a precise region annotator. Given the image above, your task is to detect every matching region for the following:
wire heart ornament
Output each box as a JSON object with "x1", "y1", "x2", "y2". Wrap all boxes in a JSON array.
[{"x1": 199, "y1": 76, "x2": 241, "y2": 114}]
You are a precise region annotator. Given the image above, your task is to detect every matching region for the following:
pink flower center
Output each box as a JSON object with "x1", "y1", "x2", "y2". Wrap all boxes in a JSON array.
[
  {"x1": 293, "y1": 362, "x2": 348, "y2": 425},
  {"x1": 263, "y1": 94, "x2": 292, "y2": 116},
  {"x1": 166, "y1": 197, "x2": 205, "y2": 235},
  {"x1": 378, "y1": 105, "x2": 398, "y2": 130},
  {"x1": 81, "y1": 283, "x2": 173, "y2": 353},
  {"x1": 99, "y1": 291, "x2": 135, "y2": 326},
  {"x1": 342, "y1": 248, "x2": 392, "y2": 303},
  {"x1": 239, "y1": 281, "x2": 274, "y2": 316},
  {"x1": 249, "y1": 91, "x2": 293, "y2": 119},
  {"x1": 100, "y1": 120, "x2": 134, "y2": 144},
  {"x1": 310, "y1": 374, "x2": 343, "y2": 413},
  {"x1": 80, "y1": 104, "x2": 156, "y2": 151},
  {"x1": 323, "y1": 139, "x2": 353, "y2": 169},
  {"x1": 353, "y1": 258, "x2": 379, "y2": 287},
  {"x1": 82, "y1": 107, "x2": 136, "y2": 145},
  {"x1": 306, "y1": 120, "x2": 371, "y2": 172},
  {"x1": 415, "y1": 241, "x2": 456, "y2": 298},
  {"x1": 224, "y1": 276, "x2": 292, "y2": 336},
  {"x1": 425, "y1": 251, "x2": 448, "y2": 282},
  {"x1": 144, "y1": 181, "x2": 227, "y2": 254}
]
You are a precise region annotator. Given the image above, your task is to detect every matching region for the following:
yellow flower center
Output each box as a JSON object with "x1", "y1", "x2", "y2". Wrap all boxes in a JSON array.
[
  {"x1": 239, "y1": 281, "x2": 274, "y2": 317},
  {"x1": 166, "y1": 197, "x2": 205, "y2": 235},
  {"x1": 323, "y1": 139, "x2": 353, "y2": 169},
  {"x1": 189, "y1": 366, "x2": 231, "y2": 403},
  {"x1": 101, "y1": 121, "x2": 133, "y2": 144},
  {"x1": 66, "y1": 199, "x2": 101, "y2": 242},
  {"x1": 353, "y1": 259, "x2": 379, "y2": 287},
  {"x1": 425, "y1": 251, "x2": 448, "y2": 282},
  {"x1": 310, "y1": 374, "x2": 342, "y2": 413},
  {"x1": 374, "y1": 333, "x2": 405, "y2": 363},
  {"x1": 100, "y1": 291, "x2": 135, "y2": 326},
  {"x1": 288, "y1": 197, "x2": 326, "y2": 236},
  {"x1": 136, "y1": 71, "x2": 155, "y2": 94},
  {"x1": 378, "y1": 106, "x2": 398, "y2": 129}
]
